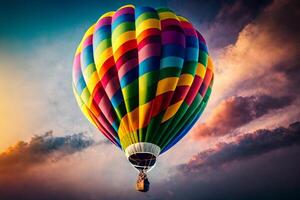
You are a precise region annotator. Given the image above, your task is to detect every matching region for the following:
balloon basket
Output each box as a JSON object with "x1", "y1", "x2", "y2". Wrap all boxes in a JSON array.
[{"x1": 136, "y1": 171, "x2": 150, "y2": 192}]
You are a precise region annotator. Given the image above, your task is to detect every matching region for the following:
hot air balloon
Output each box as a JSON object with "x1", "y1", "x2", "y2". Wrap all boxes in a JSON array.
[{"x1": 72, "y1": 5, "x2": 214, "y2": 192}]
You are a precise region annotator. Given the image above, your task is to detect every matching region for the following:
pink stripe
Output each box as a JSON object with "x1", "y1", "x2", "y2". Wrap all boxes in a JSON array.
[
  {"x1": 95, "y1": 16, "x2": 112, "y2": 31},
  {"x1": 117, "y1": 58, "x2": 138, "y2": 78},
  {"x1": 99, "y1": 96, "x2": 113, "y2": 120},
  {"x1": 87, "y1": 109, "x2": 118, "y2": 145},
  {"x1": 101, "y1": 67, "x2": 118, "y2": 88},
  {"x1": 82, "y1": 35, "x2": 93, "y2": 49},
  {"x1": 112, "y1": 7, "x2": 134, "y2": 22},
  {"x1": 138, "y1": 43, "x2": 161, "y2": 63},
  {"x1": 97, "y1": 112, "x2": 116, "y2": 136},
  {"x1": 105, "y1": 76, "x2": 120, "y2": 99},
  {"x1": 93, "y1": 85, "x2": 106, "y2": 104},
  {"x1": 72, "y1": 54, "x2": 82, "y2": 83}
]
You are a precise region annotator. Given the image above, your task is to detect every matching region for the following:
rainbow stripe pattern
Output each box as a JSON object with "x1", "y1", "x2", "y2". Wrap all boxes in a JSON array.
[{"x1": 72, "y1": 5, "x2": 214, "y2": 153}]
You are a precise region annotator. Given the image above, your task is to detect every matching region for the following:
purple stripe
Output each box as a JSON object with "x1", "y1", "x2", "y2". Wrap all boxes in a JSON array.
[
  {"x1": 161, "y1": 19, "x2": 180, "y2": 28},
  {"x1": 162, "y1": 31, "x2": 185, "y2": 45},
  {"x1": 95, "y1": 17, "x2": 112, "y2": 30},
  {"x1": 112, "y1": 7, "x2": 134, "y2": 22},
  {"x1": 196, "y1": 31, "x2": 206, "y2": 44},
  {"x1": 182, "y1": 27, "x2": 196, "y2": 36}
]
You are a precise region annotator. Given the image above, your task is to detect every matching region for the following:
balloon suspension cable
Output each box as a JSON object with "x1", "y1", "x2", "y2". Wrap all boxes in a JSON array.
[{"x1": 136, "y1": 170, "x2": 150, "y2": 192}]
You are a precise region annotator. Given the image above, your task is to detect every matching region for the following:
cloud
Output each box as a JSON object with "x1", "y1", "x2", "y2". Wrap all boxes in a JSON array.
[
  {"x1": 198, "y1": 0, "x2": 300, "y2": 136},
  {"x1": 211, "y1": 0, "x2": 300, "y2": 106},
  {"x1": 193, "y1": 95, "x2": 293, "y2": 138},
  {"x1": 0, "y1": 131, "x2": 103, "y2": 173},
  {"x1": 149, "y1": 121, "x2": 300, "y2": 200},
  {"x1": 168, "y1": 0, "x2": 272, "y2": 49},
  {"x1": 180, "y1": 121, "x2": 300, "y2": 173}
]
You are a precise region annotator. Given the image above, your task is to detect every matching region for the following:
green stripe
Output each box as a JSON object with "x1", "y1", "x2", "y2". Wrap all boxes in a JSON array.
[
  {"x1": 136, "y1": 12, "x2": 159, "y2": 27},
  {"x1": 198, "y1": 50, "x2": 208, "y2": 67},
  {"x1": 159, "y1": 67, "x2": 181, "y2": 79},
  {"x1": 95, "y1": 38, "x2": 112, "y2": 54},
  {"x1": 159, "y1": 95, "x2": 202, "y2": 147},
  {"x1": 112, "y1": 22, "x2": 135, "y2": 43}
]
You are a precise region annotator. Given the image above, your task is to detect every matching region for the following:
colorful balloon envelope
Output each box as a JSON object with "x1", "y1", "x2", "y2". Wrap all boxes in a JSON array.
[{"x1": 72, "y1": 5, "x2": 214, "y2": 189}]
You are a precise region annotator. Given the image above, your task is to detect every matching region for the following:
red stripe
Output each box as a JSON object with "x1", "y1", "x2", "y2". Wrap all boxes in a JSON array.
[
  {"x1": 161, "y1": 18, "x2": 180, "y2": 28},
  {"x1": 92, "y1": 82, "x2": 105, "y2": 104},
  {"x1": 137, "y1": 28, "x2": 160, "y2": 41},
  {"x1": 115, "y1": 49, "x2": 138, "y2": 69},
  {"x1": 101, "y1": 66, "x2": 118, "y2": 88},
  {"x1": 152, "y1": 91, "x2": 174, "y2": 116},
  {"x1": 185, "y1": 76, "x2": 202, "y2": 105},
  {"x1": 100, "y1": 56, "x2": 115, "y2": 77},
  {"x1": 137, "y1": 34, "x2": 161, "y2": 50},
  {"x1": 170, "y1": 85, "x2": 190, "y2": 104},
  {"x1": 114, "y1": 40, "x2": 137, "y2": 61}
]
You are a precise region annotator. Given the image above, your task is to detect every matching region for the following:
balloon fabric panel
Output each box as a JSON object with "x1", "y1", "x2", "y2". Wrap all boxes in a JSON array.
[{"x1": 72, "y1": 5, "x2": 214, "y2": 154}]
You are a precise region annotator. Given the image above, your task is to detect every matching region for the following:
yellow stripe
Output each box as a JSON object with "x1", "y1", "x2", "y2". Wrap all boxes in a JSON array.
[
  {"x1": 99, "y1": 11, "x2": 114, "y2": 20},
  {"x1": 177, "y1": 74, "x2": 194, "y2": 86},
  {"x1": 73, "y1": 85, "x2": 96, "y2": 127},
  {"x1": 86, "y1": 71, "x2": 99, "y2": 93},
  {"x1": 196, "y1": 63, "x2": 207, "y2": 79},
  {"x1": 118, "y1": 100, "x2": 152, "y2": 137},
  {"x1": 139, "y1": 100, "x2": 152, "y2": 130},
  {"x1": 80, "y1": 87, "x2": 90, "y2": 105},
  {"x1": 95, "y1": 47, "x2": 113, "y2": 76},
  {"x1": 178, "y1": 16, "x2": 189, "y2": 22},
  {"x1": 119, "y1": 4, "x2": 134, "y2": 9},
  {"x1": 156, "y1": 77, "x2": 178, "y2": 96},
  {"x1": 162, "y1": 100, "x2": 183, "y2": 122},
  {"x1": 158, "y1": 11, "x2": 178, "y2": 20},
  {"x1": 207, "y1": 56, "x2": 214, "y2": 71},
  {"x1": 136, "y1": 18, "x2": 160, "y2": 36},
  {"x1": 83, "y1": 63, "x2": 95, "y2": 79},
  {"x1": 112, "y1": 31, "x2": 136, "y2": 53}
]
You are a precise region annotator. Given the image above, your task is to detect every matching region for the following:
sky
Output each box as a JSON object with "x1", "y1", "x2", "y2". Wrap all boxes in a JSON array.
[{"x1": 0, "y1": 0, "x2": 299, "y2": 199}]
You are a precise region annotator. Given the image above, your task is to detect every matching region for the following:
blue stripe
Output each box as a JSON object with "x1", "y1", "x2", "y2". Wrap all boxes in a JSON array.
[
  {"x1": 112, "y1": 14, "x2": 135, "y2": 30},
  {"x1": 160, "y1": 56, "x2": 184, "y2": 69},
  {"x1": 139, "y1": 57, "x2": 160, "y2": 75},
  {"x1": 76, "y1": 75, "x2": 86, "y2": 94},
  {"x1": 162, "y1": 44, "x2": 185, "y2": 58},
  {"x1": 185, "y1": 47, "x2": 199, "y2": 61},
  {"x1": 81, "y1": 45, "x2": 94, "y2": 68},
  {"x1": 186, "y1": 36, "x2": 199, "y2": 48},
  {"x1": 120, "y1": 66, "x2": 139, "y2": 88},
  {"x1": 93, "y1": 26, "x2": 111, "y2": 44},
  {"x1": 199, "y1": 41, "x2": 208, "y2": 53},
  {"x1": 135, "y1": 6, "x2": 157, "y2": 18},
  {"x1": 111, "y1": 121, "x2": 119, "y2": 132},
  {"x1": 111, "y1": 90, "x2": 123, "y2": 108}
]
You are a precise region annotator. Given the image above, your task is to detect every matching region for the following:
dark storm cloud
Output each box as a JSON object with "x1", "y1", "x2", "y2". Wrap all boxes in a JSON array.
[
  {"x1": 193, "y1": 95, "x2": 293, "y2": 138},
  {"x1": 181, "y1": 121, "x2": 300, "y2": 172},
  {"x1": 0, "y1": 131, "x2": 100, "y2": 173}
]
